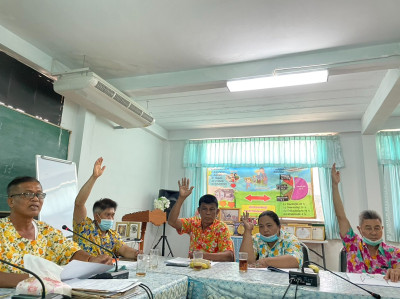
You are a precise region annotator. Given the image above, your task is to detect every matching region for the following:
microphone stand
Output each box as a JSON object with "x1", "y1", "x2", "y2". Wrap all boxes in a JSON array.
[{"x1": 62, "y1": 225, "x2": 129, "y2": 279}]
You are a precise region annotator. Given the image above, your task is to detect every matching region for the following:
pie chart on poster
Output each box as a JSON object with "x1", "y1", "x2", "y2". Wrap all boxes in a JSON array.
[{"x1": 291, "y1": 177, "x2": 308, "y2": 200}]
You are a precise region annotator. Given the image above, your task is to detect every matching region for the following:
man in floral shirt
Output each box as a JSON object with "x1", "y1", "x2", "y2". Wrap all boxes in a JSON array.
[
  {"x1": 0, "y1": 176, "x2": 112, "y2": 288},
  {"x1": 332, "y1": 163, "x2": 400, "y2": 282},
  {"x1": 73, "y1": 157, "x2": 137, "y2": 260},
  {"x1": 168, "y1": 178, "x2": 234, "y2": 261}
]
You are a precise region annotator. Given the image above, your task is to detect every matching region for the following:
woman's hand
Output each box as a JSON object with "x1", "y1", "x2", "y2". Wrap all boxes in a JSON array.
[{"x1": 241, "y1": 211, "x2": 254, "y2": 232}]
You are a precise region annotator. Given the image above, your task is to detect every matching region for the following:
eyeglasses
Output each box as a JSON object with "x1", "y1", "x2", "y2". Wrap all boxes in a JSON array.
[{"x1": 10, "y1": 192, "x2": 46, "y2": 200}]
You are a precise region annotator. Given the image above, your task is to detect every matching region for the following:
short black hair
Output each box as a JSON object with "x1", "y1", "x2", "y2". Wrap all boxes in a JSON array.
[
  {"x1": 359, "y1": 210, "x2": 382, "y2": 225},
  {"x1": 7, "y1": 176, "x2": 41, "y2": 196},
  {"x1": 198, "y1": 194, "x2": 218, "y2": 208},
  {"x1": 258, "y1": 210, "x2": 280, "y2": 226},
  {"x1": 93, "y1": 198, "x2": 118, "y2": 215}
]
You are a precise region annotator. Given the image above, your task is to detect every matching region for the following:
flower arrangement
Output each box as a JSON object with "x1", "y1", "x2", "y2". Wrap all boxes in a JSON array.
[{"x1": 154, "y1": 196, "x2": 170, "y2": 211}]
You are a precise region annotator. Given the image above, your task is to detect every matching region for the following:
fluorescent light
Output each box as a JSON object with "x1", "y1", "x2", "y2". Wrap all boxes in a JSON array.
[{"x1": 227, "y1": 70, "x2": 328, "y2": 92}]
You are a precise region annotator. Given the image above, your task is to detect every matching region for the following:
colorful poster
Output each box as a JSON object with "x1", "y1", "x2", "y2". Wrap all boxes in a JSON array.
[{"x1": 207, "y1": 167, "x2": 316, "y2": 219}]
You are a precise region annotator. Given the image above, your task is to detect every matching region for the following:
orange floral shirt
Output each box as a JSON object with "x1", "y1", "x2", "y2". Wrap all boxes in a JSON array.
[
  {"x1": 0, "y1": 217, "x2": 81, "y2": 273},
  {"x1": 178, "y1": 217, "x2": 234, "y2": 254}
]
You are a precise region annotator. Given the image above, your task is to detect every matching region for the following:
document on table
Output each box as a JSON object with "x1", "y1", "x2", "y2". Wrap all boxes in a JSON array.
[
  {"x1": 165, "y1": 257, "x2": 190, "y2": 266},
  {"x1": 66, "y1": 278, "x2": 140, "y2": 293},
  {"x1": 346, "y1": 273, "x2": 400, "y2": 287},
  {"x1": 60, "y1": 260, "x2": 114, "y2": 281}
]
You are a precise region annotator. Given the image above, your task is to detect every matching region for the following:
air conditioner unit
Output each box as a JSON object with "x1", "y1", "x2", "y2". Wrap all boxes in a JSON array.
[{"x1": 54, "y1": 71, "x2": 154, "y2": 128}]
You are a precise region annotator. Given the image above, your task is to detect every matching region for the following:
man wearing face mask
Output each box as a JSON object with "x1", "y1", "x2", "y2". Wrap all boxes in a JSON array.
[
  {"x1": 72, "y1": 157, "x2": 138, "y2": 260},
  {"x1": 332, "y1": 163, "x2": 400, "y2": 282}
]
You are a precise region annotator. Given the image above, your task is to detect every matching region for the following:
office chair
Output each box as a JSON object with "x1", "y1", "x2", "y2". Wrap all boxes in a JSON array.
[
  {"x1": 339, "y1": 247, "x2": 347, "y2": 272},
  {"x1": 299, "y1": 241, "x2": 310, "y2": 267}
]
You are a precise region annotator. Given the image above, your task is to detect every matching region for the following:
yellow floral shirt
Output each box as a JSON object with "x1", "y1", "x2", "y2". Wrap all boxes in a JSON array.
[
  {"x1": 73, "y1": 217, "x2": 124, "y2": 257},
  {"x1": 0, "y1": 217, "x2": 81, "y2": 273}
]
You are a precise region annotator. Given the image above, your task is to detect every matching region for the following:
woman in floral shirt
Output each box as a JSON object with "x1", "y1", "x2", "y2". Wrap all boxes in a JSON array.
[{"x1": 240, "y1": 210, "x2": 303, "y2": 268}]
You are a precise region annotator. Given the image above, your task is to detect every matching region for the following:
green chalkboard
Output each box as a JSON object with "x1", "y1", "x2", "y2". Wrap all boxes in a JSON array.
[{"x1": 0, "y1": 105, "x2": 70, "y2": 211}]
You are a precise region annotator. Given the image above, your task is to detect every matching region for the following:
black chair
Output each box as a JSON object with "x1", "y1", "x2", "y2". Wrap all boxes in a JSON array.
[
  {"x1": 340, "y1": 247, "x2": 347, "y2": 272},
  {"x1": 299, "y1": 241, "x2": 310, "y2": 267}
]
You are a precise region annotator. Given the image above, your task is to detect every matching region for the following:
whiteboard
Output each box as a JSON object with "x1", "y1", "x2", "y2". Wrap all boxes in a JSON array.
[{"x1": 36, "y1": 155, "x2": 78, "y2": 237}]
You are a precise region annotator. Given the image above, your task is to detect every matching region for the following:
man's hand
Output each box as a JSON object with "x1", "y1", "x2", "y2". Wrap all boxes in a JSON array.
[
  {"x1": 88, "y1": 254, "x2": 114, "y2": 265},
  {"x1": 93, "y1": 157, "x2": 106, "y2": 178},
  {"x1": 241, "y1": 211, "x2": 254, "y2": 232},
  {"x1": 178, "y1": 178, "x2": 194, "y2": 200},
  {"x1": 331, "y1": 163, "x2": 340, "y2": 185},
  {"x1": 384, "y1": 268, "x2": 400, "y2": 282}
]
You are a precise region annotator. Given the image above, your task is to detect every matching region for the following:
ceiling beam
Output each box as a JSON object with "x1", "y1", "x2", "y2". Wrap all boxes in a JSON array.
[
  {"x1": 361, "y1": 69, "x2": 400, "y2": 134},
  {"x1": 109, "y1": 43, "x2": 400, "y2": 93}
]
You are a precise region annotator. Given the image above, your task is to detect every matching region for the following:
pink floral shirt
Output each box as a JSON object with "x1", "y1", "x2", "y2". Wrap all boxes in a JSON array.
[
  {"x1": 341, "y1": 227, "x2": 400, "y2": 274},
  {"x1": 178, "y1": 217, "x2": 234, "y2": 254}
]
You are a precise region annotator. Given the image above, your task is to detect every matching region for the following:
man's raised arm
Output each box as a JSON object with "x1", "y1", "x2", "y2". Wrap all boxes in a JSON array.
[
  {"x1": 331, "y1": 163, "x2": 351, "y2": 238},
  {"x1": 73, "y1": 157, "x2": 106, "y2": 224},
  {"x1": 167, "y1": 178, "x2": 194, "y2": 231}
]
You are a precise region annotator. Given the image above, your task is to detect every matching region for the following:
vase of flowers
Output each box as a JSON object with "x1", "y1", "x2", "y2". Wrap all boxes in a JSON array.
[{"x1": 154, "y1": 196, "x2": 170, "y2": 211}]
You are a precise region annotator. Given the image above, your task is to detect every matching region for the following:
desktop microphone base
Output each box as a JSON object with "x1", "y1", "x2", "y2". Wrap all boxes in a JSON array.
[
  {"x1": 289, "y1": 271, "x2": 319, "y2": 287},
  {"x1": 89, "y1": 270, "x2": 130, "y2": 279}
]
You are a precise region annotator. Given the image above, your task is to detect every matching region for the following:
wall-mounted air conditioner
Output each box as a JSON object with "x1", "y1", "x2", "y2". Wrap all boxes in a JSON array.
[{"x1": 54, "y1": 71, "x2": 154, "y2": 128}]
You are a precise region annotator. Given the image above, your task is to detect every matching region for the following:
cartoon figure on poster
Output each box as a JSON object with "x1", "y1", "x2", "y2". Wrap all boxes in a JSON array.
[
  {"x1": 226, "y1": 172, "x2": 240, "y2": 188},
  {"x1": 245, "y1": 177, "x2": 252, "y2": 190},
  {"x1": 255, "y1": 167, "x2": 268, "y2": 186}
]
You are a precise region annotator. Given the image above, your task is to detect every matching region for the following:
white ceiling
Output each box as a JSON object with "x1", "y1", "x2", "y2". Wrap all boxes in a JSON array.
[{"x1": 1, "y1": 0, "x2": 400, "y2": 135}]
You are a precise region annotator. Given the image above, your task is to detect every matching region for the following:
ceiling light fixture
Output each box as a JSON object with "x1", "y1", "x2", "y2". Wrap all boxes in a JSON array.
[{"x1": 227, "y1": 70, "x2": 329, "y2": 92}]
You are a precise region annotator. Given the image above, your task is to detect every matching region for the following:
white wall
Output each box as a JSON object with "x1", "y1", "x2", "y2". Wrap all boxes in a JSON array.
[{"x1": 61, "y1": 99, "x2": 168, "y2": 254}]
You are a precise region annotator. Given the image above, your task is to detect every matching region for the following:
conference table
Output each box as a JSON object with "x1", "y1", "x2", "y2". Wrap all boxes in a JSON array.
[{"x1": 149, "y1": 257, "x2": 400, "y2": 299}]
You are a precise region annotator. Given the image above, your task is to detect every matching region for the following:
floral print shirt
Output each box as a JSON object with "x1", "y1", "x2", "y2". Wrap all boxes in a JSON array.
[
  {"x1": 0, "y1": 217, "x2": 81, "y2": 273},
  {"x1": 341, "y1": 227, "x2": 400, "y2": 274},
  {"x1": 178, "y1": 217, "x2": 234, "y2": 254},
  {"x1": 73, "y1": 217, "x2": 125, "y2": 257},
  {"x1": 253, "y1": 229, "x2": 303, "y2": 267}
]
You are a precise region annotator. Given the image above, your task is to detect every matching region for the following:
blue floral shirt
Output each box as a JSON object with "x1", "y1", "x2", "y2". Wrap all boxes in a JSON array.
[{"x1": 253, "y1": 229, "x2": 303, "y2": 267}]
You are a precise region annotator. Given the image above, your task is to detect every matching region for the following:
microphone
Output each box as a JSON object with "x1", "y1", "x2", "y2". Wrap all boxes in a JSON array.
[
  {"x1": 62, "y1": 225, "x2": 129, "y2": 279},
  {"x1": 0, "y1": 258, "x2": 66, "y2": 299},
  {"x1": 304, "y1": 260, "x2": 381, "y2": 299}
]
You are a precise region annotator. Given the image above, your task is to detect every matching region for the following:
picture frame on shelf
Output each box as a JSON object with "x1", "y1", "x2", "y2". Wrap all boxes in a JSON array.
[
  {"x1": 128, "y1": 222, "x2": 141, "y2": 239},
  {"x1": 311, "y1": 225, "x2": 325, "y2": 241},
  {"x1": 115, "y1": 221, "x2": 129, "y2": 237},
  {"x1": 295, "y1": 226, "x2": 312, "y2": 240},
  {"x1": 219, "y1": 208, "x2": 240, "y2": 224},
  {"x1": 282, "y1": 224, "x2": 295, "y2": 235}
]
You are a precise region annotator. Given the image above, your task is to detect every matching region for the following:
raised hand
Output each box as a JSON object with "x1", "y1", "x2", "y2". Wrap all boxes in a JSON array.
[
  {"x1": 241, "y1": 211, "x2": 254, "y2": 232},
  {"x1": 178, "y1": 178, "x2": 194, "y2": 200},
  {"x1": 93, "y1": 157, "x2": 106, "y2": 178},
  {"x1": 331, "y1": 163, "x2": 340, "y2": 185}
]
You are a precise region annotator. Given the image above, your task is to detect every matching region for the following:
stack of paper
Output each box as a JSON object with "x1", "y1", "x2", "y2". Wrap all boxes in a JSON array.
[{"x1": 66, "y1": 278, "x2": 141, "y2": 298}]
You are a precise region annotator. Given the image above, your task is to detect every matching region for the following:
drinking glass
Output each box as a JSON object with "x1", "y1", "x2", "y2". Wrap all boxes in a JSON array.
[
  {"x1": 239, "y1": 252, "x2": 248, "y2": 273},
  {"x1": 149, "y1": 248, "x2": 159, "y2": 270},
  {"x1": 136, "y1": 254, "x2": 147, "y2": 277},
  {"x1": 193, "y1": 251, "x2": 203, "y2": 271}
]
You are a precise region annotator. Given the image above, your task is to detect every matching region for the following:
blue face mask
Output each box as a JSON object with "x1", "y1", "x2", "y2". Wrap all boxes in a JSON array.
[
  {"x1": 362, "y1": 236, "x2": 383, "y2": 247},
  {"x1": 98, "y1": 219, "x2": 113, "y2": 231},
  {"x1": 259, "y1": 233, "x2": 279, "y2": 243}
]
